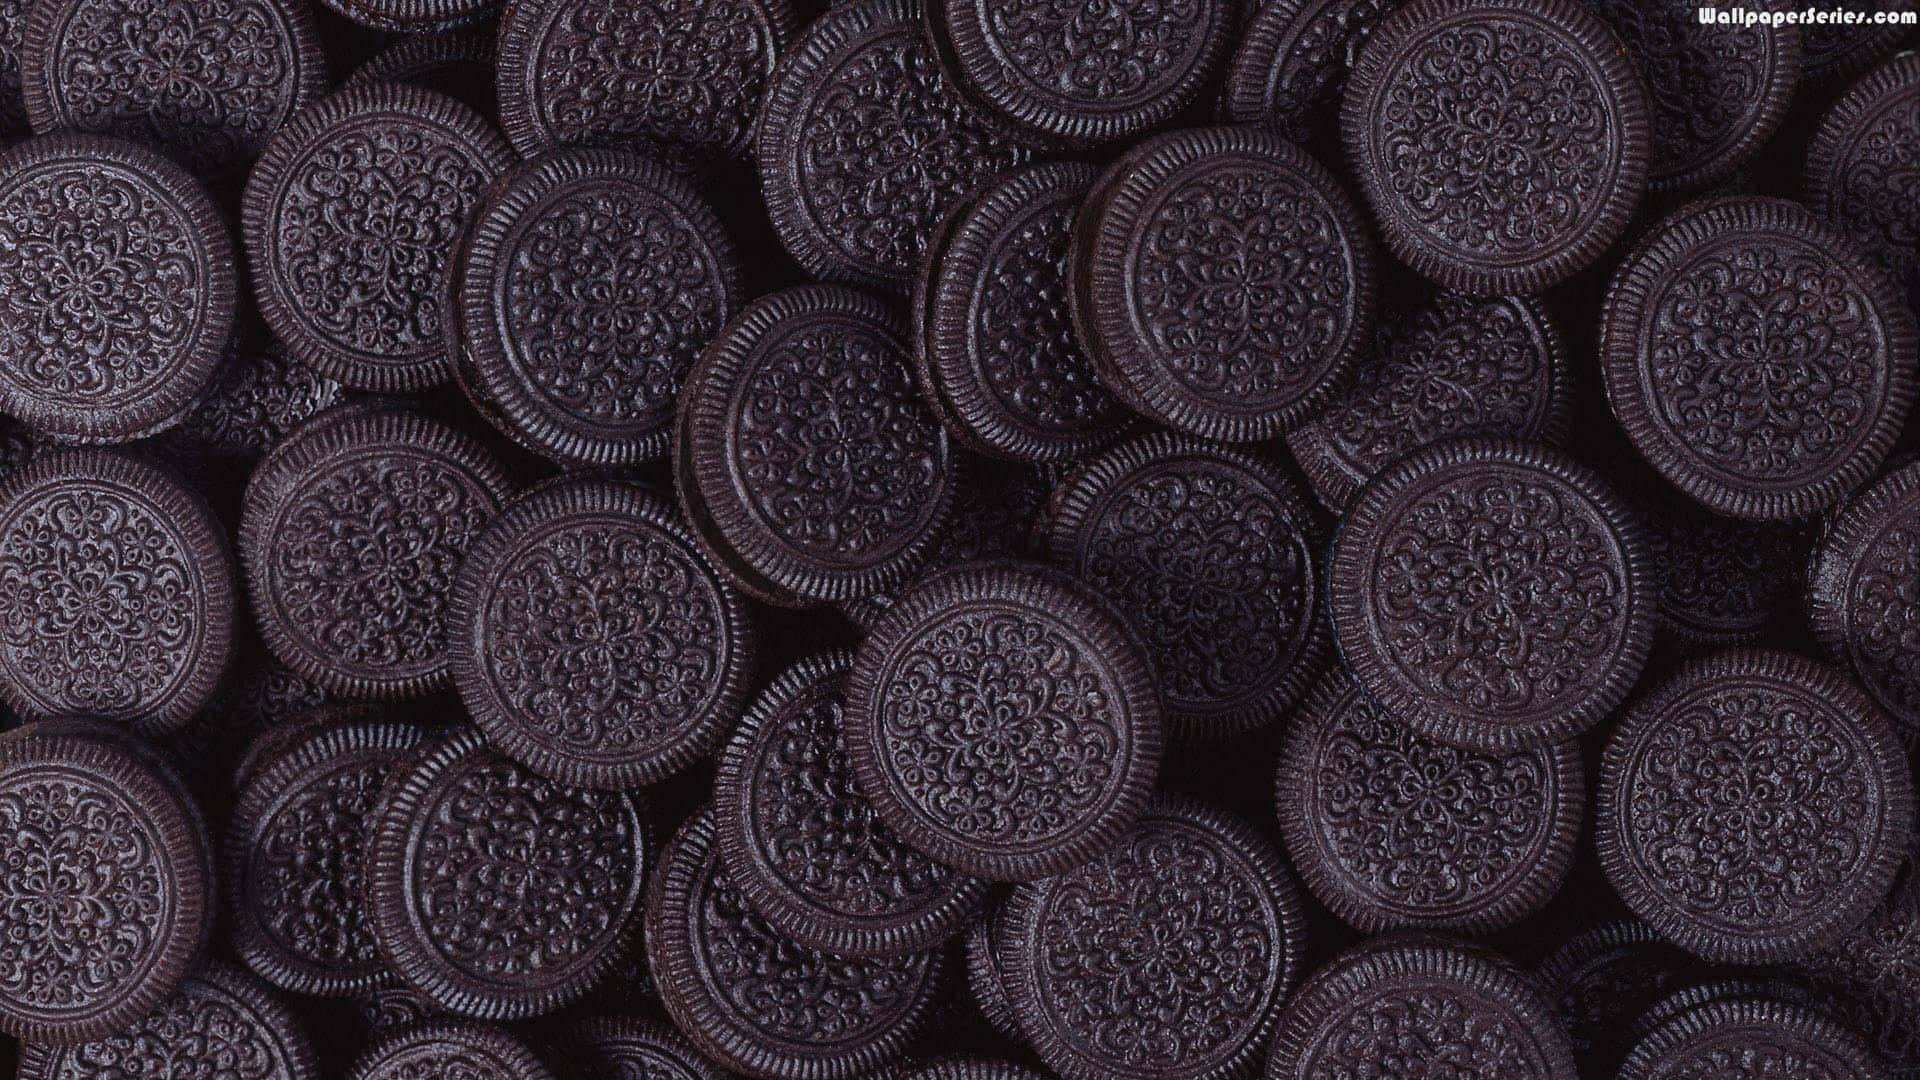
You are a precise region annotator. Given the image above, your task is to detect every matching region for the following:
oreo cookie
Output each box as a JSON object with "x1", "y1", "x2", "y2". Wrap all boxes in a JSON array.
[
  {"x1": 346, "y1": 1021, "x2": 556, "y2": 1080},
  {"x1": 315, "y1": 0, "x2": 495, "y2": 32},
  {"x1": 0, "y1": 449, "x2": 235, "y2": 731},
  {"x1": 1597, "y1": 649, "x2": 1915, "y2": 963},
  {"x1": 344, "y1": 28, "x2": 497, "y2": 117},
  {"x1": 1342, "y1": 0, "x2": 1651, "y2": 292},
  {"x1": 963, "y1": 907, "x2": 1022, "y2": 1043},
  {"x1": 171, "y1": 337, "x2": 347, "y2": 464},
  {"x1": 0, "y1": 723, "x2": 213, "y2": 1043},
  {"x1": 242, "y1": 83, "x2": 514, "y2": 393},
  {"x1": 908, "y1": 1060, "x2": 1048, "y2": 1079},
  {"x1": 1807, "y1": 53, "x2": 1920, "y2": 313},
  {"x1": 844, "y1": 560, "x2": 1162, "y2": 880},
  {"x1": 1070, "y1": 126, "x2": 1375, "y2": 442},
  {"x1": 1801, "y1": 1, "x2": 1916, "y2": 85},
  {"x1": 553, "y1": 1016, "x2": 729, "y2": 1080},
  {"x1": 1600, "y1": 196, "x2": 1918, "y2": 520},
  {"x1": 0, "y1": 1, "x2": 26, "y2": 133},
  {"x1": 0, "y1": 134, "x2": 235, "y2": 443},
  {"x1": 755, "y1": 0, "x2": 1032, "y2": 291},
  {"x1": 1221, "y1": 0, "x2": 1395, "y2": 139},
  {"x1": 448, "y1": 477, "x2": 754, "y2": 789},
  {"x1": 1002, "y1": 797, "x2": 1308, "y2": 1080},
  {"x1": 1536, "y1": 920, "x2": 1698, "y2": 1075},
  {"x1": 452, "y1": 147, "x2": 743, "y2": 467},
  {"x1": 1639, "y1": 476, "x2": 1811, "y2": 647},
  {"x1": 1618, "y1": 997, "x2": 1890, "y2": 1079},
  {"x1": 1801, "y1": 881, "x2": 1920, "y2": 1075},
  {"x1": 1043, "y1": 433, "x2": 1327, "y2": 741},
  {"x1": 1810, "y1": 459, "x2": 1920, "y2": 734},
  {"x1": 1328, "y1": 438, "x2": 1654, "y2": 751}
]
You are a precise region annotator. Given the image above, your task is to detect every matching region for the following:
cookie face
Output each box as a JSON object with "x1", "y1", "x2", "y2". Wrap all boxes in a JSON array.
[
  {"x1": 1003, "y1": 798, "x2": 1308, "y2": 1080},
  {"x1": 1070, "y1": 126, "x2": 1375, "y2": 442},
  {"x1": 1221, "y1": 0, "x2": 1395, "y2": 138},
  {"x1": 0, "y1": 134, "x2": 235, "y2": 443},
  {"x1": 1597, "y1": 649, "x2": 1915, "y2": 964},
  {"x1": 1618, "y1": 998, "x2": 1890, "y2": 1080},
  {"x1": 1341, "y1": 0, "x2": 1650, "y2": 293},
  {"x1": 242, "y1": 83, "x2": 514, "y2": 393},
  {"x1": 172, "y1": 338, "x2": 346, "y2": 463},
  {"x1": 1807, "y1": 53, "x2": 1920, "y2": 314},
  {"x1": 1810, "y1": 461, "x2": 1920, "y2": 734},
  {"x1": 0, "y1": 725, "x2": 212, "y2": 1043},
  {"x1": 0, "y1": 450, "x2": 235, "y2": 730},
  {"x1": 1536, "y1": 920, "x2": 1697, "y2": 1073},
  {"x1": 844, "y1": 560, "x2": 1163, "y2": 880},
  {"x1": 1329, "y1": 438, "x2": 1654, "y2": 751},
  {"x1": 1801, "y1": 883, "x2": 1920, "y2": 1074},
  {"x1": 345, "y1": 1021, "x2": 556, "y2": 1080}
]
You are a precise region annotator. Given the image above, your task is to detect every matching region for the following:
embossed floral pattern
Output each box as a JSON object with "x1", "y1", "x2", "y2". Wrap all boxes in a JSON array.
[
  {"x1": 40, "y1": 974, "x2": 300, "y2": 1078},
  {"x1": 1643, "y1": 1039, "x2": 1857, "y2": 1078},
  {"x1": 1844, "y1": 519, "x2": 1920, "y2": 722},
  {"x1": 1298, "y1": 989, "x2": 1559, "y2": 1076},
  {"x1": 1237, "y1": 0, "x2": 1393, "y2": 133},
  {"x1": 248, "y1": 762, "x2": 387, "y2": 973},
  {"x1": 1588, "y1": 0, "x2": 1770, "y2": 180},
  {"x1": 1644, "y1": 497, "x2": 1804, "y2": 639},
  {"x1": 1826, "y1": 82, "x2": 1920, "y2": 306},
  {"x1": 985, "y1": 0, "x2": 1203, "y2": 105},
  {"x1": 0, "y1": 0, "x2": 25, "y2": 133},
  {"x1": 181, "y1": 343, "x2": 344, "y2": 459}
]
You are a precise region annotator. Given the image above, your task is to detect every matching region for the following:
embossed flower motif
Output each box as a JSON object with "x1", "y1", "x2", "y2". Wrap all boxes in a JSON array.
[
  {"x1": 1833, "y1": 106, "x2": 1920, "y2": 301},
  {"x1": 988, "y1": 0, "x2": 1202, "y2": 101},
  {"x1": 1311, "y1": 992, "x2": 1545, "y2": 1074},
  {"x1": 976, "y1": 204, "x2": 1119, "y2": 431},
  {"x1": 1588, "y1": 0, "x2": 1766, "y2": 172},
  {"x1": 256, "y1": 766, "x2": 386, "y2": 967},
  {"x1": 1848, "y1": 523, "x2": 1920, "y2": 716}
]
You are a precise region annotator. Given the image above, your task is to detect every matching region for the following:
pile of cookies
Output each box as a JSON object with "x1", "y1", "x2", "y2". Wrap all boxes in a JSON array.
[{"x1": 0, "y1": 0, "x2": 1914, "y2": 1075}]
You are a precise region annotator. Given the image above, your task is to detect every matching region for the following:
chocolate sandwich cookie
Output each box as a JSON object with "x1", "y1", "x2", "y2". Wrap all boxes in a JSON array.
[
  {"x1": 242, "y1": 83, "x2": 514, "y2": 393},
  {"x1": 225, "y1": 715, "x2": 426, "y2": 998},
  {"x1": 1285, "y1": 290, "x2": 1573, "y2": 512},
  {"x1": 1802, "y1": 882, "x2": 1920, "y2": 1073},
  {"x1": 1221, "y1": 0, "x2": 1394, "y2": 138},
  {"x1": 0, "y1": 1, "x2": 26, "y2": 133},
  {"x1": 0, "y1": 449, "x2": 235, "y2": 730},
  {"x1": 1801, "y1": 1, "x2": 1916, "y2": 85},
  {"x1": 366, "y1": 726, "x2": 648, "y2": 1020},
  {"x1": 1267, "y1": 938, "x2": 1578, "y2": 1079},
  {"x1": 496, "y1": 0, "x2": 796, "y2": 160},
  {"x1": 676, "y1": 286, "x2": 954, "y2": 607},
  {"x1": 0, "y1": 134, "x2": 234, "y2": 443},
  {"x1": 1807, "y1": 53, "x2": 1920, "y2": 312},
  {"x1": 0, "y1": 723, "x2": 212, "y2": 1043},
  {"x1": 20, "y1": 0, "x2": 325, "y2": 178},
  {"x1": 1342, "y1": 0, "x2": 1651, "y2": 293},
  {"x1": 454, "y1": 147, "x2": 744, "y2": 467},
  {"x1": 963, "y1": 906, "x2": 1021, "y2": 1043},
  {"x1": 344, "y1": 28, "x2": 496, "y2": 117},
  {"x1": 1070, "y1": 126, "x2": 1375, "y2": 442},
  {"x1": 755, "y1": 0, "x2": 1032, "y2": 291},
  {"x1": 554, "y1": 1016, "x2": 729, "y2": 1080},
  {"x1": 17, "y1": 963, "x2": 319, "y2": 1079},
  {"x1": 1044, "y1": 434, "x2": 1327, "y2": 741},
  {"x1": 1597, "y1": 649, "x2": 1915, "y2": 964},
  {"x1": 1810, "y1": 460, "x2": 1920, "y2": 734},
  {"x1": 347, "y1": 1022, "x2": 556, "y2": 1080},
  {"x1": 1329, "y1": 438, "x2": 1654, "y2": 751},
  {"x1": 845, "y1": 560, "x2": 1162, "y2": 880},
  {"x1": 908, "y1": 1061, "x2": 1047, "y2": 1080},
  {"x1": 714, "y1": 651, "x2": 987, "y2": 956},
  {"x1": 646, "y1": 808, "x2": 947, "y2": 1079},
  {"x1": 1276, "y1": 671, "x2": 1582, "y2": 934},
  {"x1": 1603, "y1": 197, "x2": 1918, "y2": 520},
  {"x1": 926, "y1": 0, "x2": 1231, "y2": 142},
  {"x1": 173, "y1": 337, "x2": 347, "y2": 463},
  {"x1": 315, "y1": 0, "x2": 494, "y2": 32},
  {"x1": 1535, "y1": 920, "x2": 1699, "y2": 1074},
  {"x1": 449, "y1": 477, "x2": 754, "y2": 789},
  {"x1": 1639, "y1": 478, "x2": 1810, "y2": 647},
  {"x1": 1619, "y1": 997, "x2": 1891, "y2": 1080},
  {"x1": 914, "y1": 162, "x2": 1129, "y2": 463},
  {"x1": 1002, "y1": 798, "x2": 1307, "y2": 1080},
  {"x1": 240, "y1": 406, "x2": 512, "y2": 699},
  {"x1": 353, "y1": 982, "x2": 445, "y2": 1039}
]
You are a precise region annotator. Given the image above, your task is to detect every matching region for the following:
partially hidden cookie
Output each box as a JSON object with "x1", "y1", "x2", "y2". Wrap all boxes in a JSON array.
[
  {"x1": 170, "y1": 336, "x2": 347, "y2": 463},
  {"x1": 0, "y1": 134, "x2": 235, "y2": 443},
  {"x1": 553, "y1": 1016, "x2": 730, "y2": 1080},
  {"x1": 1002, "y1": 797, "x2": 1308, "y2": 1080},
  {"x1": 344, "y1": 27, "x2": 496, "y2": 117},
  {"x1": 1807, "y1": 53, "x2": 1920, "y2": 313},
  {"x1": 1810, "y1": 459, "x2": 1920, "y2": 734},
  {"x1": 963, "y1": 904, "x2": 1021, "y2": 1043},
  {"x1": 1597, "y1": 648, "x2": 1915, "y2": 964},
  {"x1": 1600, "y1": 196, "x2": 1918, "y2": 520},
  {"x1": 1043, "y1": 433, "x2": 1327, "y2": 741},
  {"x1": 315, "y1": 0, "x2": 495, "y2": 32},
  {"x1": 243, "y1": 83, "x2": 514, "y2": 392},
  {"x1": 1329, "y1": 437, "x2": 1654, "y2": 751},
  {"x1": 1070, "y1": 126, "x2": 1375, "y2": 442},
  {"x1": 449, "y1": 476, "x2": 754, "y2": 789},
  {"x1": 0, "y1": 0, "x2": 28, "y2": 133},
  {"x1": 646, "y1": 808, "x2": 947, "y2": 1079},
  {"x1": 1638, "y1": 476, "x2": 1811, "y2": 647},
  {"x1": 908, "y1": 1060, "x2": 1048, "y2": 1080},
  {"x1": 844, "y1": 560, "x2": 1163, "y2": 880},
  {"x1": 1535, "y1": 919, "x2": 1699, "y2": 1074},
  {"x1": 346, "y1": 1021, "x2": 556, "y2": 1080},
  {"x1": 0, "y1": 723, "x2": 212, "y2": 1043},
  {"x1": 1341, "y1": 0, "x2": 1651, "y2": 292},
  {"x1": 1801, "y1": 881, "x2": 1920, "y2": 1076},
  {"x1": 1221, "y1": 0, "x2": 1395, "y2": 138},
  {"x1": 1618, "y1": 997, "x2": 1891, "y2": 1080},
  {"x1": 1801, "y1": 0, "x2": 1916, "y2": 85}
]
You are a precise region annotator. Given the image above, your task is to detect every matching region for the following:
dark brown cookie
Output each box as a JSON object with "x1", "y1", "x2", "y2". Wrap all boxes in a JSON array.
[
  {"x1": 844, "y1": 560, "x2": 1162, "y2": 880},
  {"x1": 1284, "y1": 290, "x2": 1573, "y2": 512},
  {"x1": 1638, "y1": 476, "x2": 1811, "y2": 647},
  {"x1": 713, "y1": 651, "x2": 987, "y2": 956},
  {"x1": 343, "y1": 28, "x2": 496, "y2": 117},
  {"x1": 0, "y1": 0, "x2": 27, "y2": 133},
  {"x1": 1801, "y1": 1, "x2": 1915, "y2": 85},
  {"x1": 1619, "y1": 997, "x2": 1891, "y2": 1080},
  {"x1": 448, "y1": 477, "x2": 754, "y2": 789},
  {"x1": 1220, "y1": 0, "x2": 1395, "y2": 139},
  {"x1": 495, "y1": 0, "x2": 796, "y2": 160},
  {"x1": 0, "y1": 449, "x2": 235, "y2": 731},
  {"x1": 645, "y1": 808, "x2": 946, "y2": 1079},
  {"x1": 453, "y1": 147, "x2": 743, "y2": 467},
  {"x1": 1341, "y1": 0, "x2": 1651, "y2": 293},
  {"x1": 1810, "y1": 460, "x2": 1920, "y2": 734},
  {"x1": 553, "y1": 1015, "x2": 729, "y2": 1080},
  {"x1": 1602, "y1": 196, "x2": 1918, "y2": 520},
  {"x1": 242, "y1": 83, "x2": 514, "y2": 393},
  {"x1": 907, "y1": 1060, "x2": 1048, "y2": 1080},
  {"x1": 225, "y1": 715, "x2": 427, "y2": 998},
  {"x1": 1801, "y1": 881, "x2": 1920, "y2": 1076},
  {"x1": 925, "y1": 0, "x2": 1231, "y2": 142},
  {"x1": 315, "y1": 0, "x2": 495, "y2": 32},
  {"x1": 346, "y1": 1021, "x2": 556, "y2": 1080},
  {"x1": 1003, "y1": 797, "x2": 1307, "y2": 1080},
  {"x1": 1535, "y1": 919, "x2": 1699, "y2": 1075},
  {"x1": 1043, "y1": 433, "x2": 1327, "y2": 741},
  {"x1": 239, "y1": 405, "x2": 512, "y2": 700},
  {"x1": 1597, "y1": 648, "x2": 1915, "y2": 964},
  {"x1": 963, "y1": 904, "x2": 1021, "y2": 1044},
  {"x1": 0, "y1": 134, "x2": 235, "y2": 443},
  {"x1": 755, "y1": 0, "x2": 1032, "y2": 291},
  {"x1": 16, "y1": 963, "x2": 319, "y2": 1079},
  {"x1": 1807, "y1": 53, "x2": 1920, "y2": 314},
  {"x1": 675, "y1": 285, "x2": 954, "y2": 607},
  {"x1": 1329, "y1": 438, "x2": 1655, "y2": 751},
  {"x1": 1276, "y1": 671, "x2": 1582, "y2": 934},
  {"x1": 169, "y1": 336, "x2": 347, "y2": 463},
  {"x1": 20, "y1": 0, "x2": 325, "y2": 178},
  {"x1": 1070, "y1": 126, "x2": 1376, "y2": 442},
  {"x1": 0, "y1": 723, "x2": 212, "y2": 1043},
  {"x1": 366, "y1": 726, "x2": 649, "y2": 1020},
  {"x1": 914, "y1": 162, "x2": 1130, "y2": 463}
]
